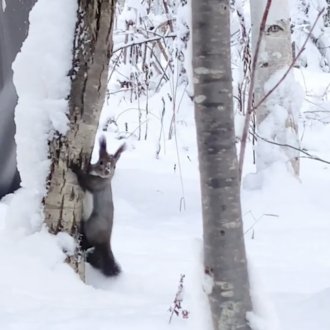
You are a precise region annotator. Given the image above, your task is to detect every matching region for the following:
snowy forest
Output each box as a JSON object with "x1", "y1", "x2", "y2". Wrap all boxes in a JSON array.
[{"x1": 0, "y1": 0, "x2": 330, "y2": 329}]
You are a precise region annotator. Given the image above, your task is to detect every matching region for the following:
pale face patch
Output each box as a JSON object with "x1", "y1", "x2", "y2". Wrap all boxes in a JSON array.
[{"x1": 82, "y1": 191, "x2": 93, "y2": 221}]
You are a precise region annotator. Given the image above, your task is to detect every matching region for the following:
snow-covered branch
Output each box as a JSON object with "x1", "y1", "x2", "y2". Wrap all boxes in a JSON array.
[{"x1": 113, "y1": 33, "x2": 176, "y2": 53}]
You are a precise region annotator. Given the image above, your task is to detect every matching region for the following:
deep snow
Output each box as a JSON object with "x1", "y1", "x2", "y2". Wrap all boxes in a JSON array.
[{"x1": 1, "y1": 0, "x2": 330, "y2": 330}]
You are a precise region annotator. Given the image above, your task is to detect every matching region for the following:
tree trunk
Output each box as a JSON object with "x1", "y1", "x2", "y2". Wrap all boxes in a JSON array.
[
  {"x1": 192, "y1": 1, "x2": 252, "y2": 329},
  {"x1": 251, "y1": 0, "x2": 300, "y2": 176},
  {"x1": 44, "y1": 0, "x2": 116, "y2": 279}
]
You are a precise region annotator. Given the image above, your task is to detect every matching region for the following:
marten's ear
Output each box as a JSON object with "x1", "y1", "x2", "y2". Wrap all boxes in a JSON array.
[
  {"x1": 114, "y1": 143, "x2": 126, "y2": 162},
  {"x1": 98, "y1": 136, "x2": 108, "y2": 159}
]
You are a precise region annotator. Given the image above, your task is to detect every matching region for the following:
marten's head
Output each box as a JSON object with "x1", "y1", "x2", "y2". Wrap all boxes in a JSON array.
[{"x1": 89, "y1": 136, "x2": 126, "y2": 179}]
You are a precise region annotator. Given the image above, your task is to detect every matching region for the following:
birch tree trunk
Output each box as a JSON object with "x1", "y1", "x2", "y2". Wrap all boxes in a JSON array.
[
  {"x1": 44, "y1": 0, "x2": 116, "y2": 279},
  {"x1": 251, "y1": 0, "x2": 300, "y2": 176},
  {"x1": 192, "y1": 1, "x2": 252, "y2": 329}
]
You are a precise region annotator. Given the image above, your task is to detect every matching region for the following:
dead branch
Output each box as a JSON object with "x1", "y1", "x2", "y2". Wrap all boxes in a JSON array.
[
  {"x1": 251, "y1": 130, "x2": 330, "y2": 165},
  {"x1": 113, "y1": 34, "x2": 176, "y2": 53}
]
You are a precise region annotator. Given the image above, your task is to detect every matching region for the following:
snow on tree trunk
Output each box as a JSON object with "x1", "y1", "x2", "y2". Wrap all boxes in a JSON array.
[
  {"x1": 251, "y1": 0, "x2": 301, "y2": 176},
  {"x1": 192, "y1": 1, "x2": 252, "y2": 329},
  {"x1": 44, "y1": 0, "x2": 116, "y2": 279}
]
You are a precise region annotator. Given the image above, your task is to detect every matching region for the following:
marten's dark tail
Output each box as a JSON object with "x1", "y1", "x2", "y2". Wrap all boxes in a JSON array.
[{"x1": 86, "y1": 243, "x2": 121, "y2": 277}]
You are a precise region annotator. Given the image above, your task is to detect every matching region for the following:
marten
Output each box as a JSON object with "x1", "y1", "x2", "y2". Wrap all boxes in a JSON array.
[{"x1": 72, "y1": 136, "x2": 125, "y2": 276}]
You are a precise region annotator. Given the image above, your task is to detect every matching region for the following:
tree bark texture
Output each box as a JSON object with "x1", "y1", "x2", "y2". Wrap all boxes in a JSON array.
[
  {"x1": 192, "y1": 1, "x2": 252, "y2": 329},
  {"x1": 44, "y1": 0, "x2": 116, "y2": 279},
  {"x1": 251, "y1": 0, "x2": 300, "y2": 175}
]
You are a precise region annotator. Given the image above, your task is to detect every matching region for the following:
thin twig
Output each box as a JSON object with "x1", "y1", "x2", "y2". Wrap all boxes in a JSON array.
[
  {"x1": 108, "y1": 51, "x2": 123, "y2": 84},
  {"x1": 156, "y1": 97, "x2": 166, "y2": 159},
  {"x1": 113, "y1": 34, "x2": 176, "y2": 53},
  {"x1": 147, "y1": 44, "x2": 170, "y2": 80},
  {"x1": 251, "y1": 130, "x2": 330, "y2": 165},
  {"x1": 244, "y1": 212, "x2": 279, "y2": 236},
  {"x1": 304, "y1": 98, "x2": 330, "y2": 112}
]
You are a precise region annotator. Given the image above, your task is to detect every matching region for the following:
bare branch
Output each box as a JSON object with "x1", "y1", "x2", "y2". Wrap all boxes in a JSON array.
[
  {"x1": 113, "y1": 34, "x2": 176, "y2": 53},
  {"x1": 251, "y1": 130, "x2": 330, "y2": 165}
]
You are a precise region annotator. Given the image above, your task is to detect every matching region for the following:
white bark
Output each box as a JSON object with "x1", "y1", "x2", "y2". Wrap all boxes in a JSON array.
[{"x1": 251, "y1": 0, "x2": 301, "y2": 175}]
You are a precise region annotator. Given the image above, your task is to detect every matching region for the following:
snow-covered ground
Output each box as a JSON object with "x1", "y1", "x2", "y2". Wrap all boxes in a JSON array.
[
  {"x1": 1, "y1": 2, "x2": 212, "y2": 329},
  {"x1": 243, "y1": 68, "x2": 330, "y2": 330},
  {"x1": 243, "y1": 159, "x2": 330, "y2": 330},
  {"x1": 2, "y1": 1, "x2": 330, "y2": 330},
  {"x1": 0, "y1": 146, "x2": 211, "y2": 330}
]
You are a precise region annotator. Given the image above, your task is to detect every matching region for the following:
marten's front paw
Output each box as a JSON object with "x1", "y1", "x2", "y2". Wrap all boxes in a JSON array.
[{"x1": 69, "y1": 162, "x2": 81, "y2": 175}]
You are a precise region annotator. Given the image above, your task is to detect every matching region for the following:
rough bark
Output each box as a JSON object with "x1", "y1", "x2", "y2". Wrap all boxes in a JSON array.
[
  {"x1": 44, "y1": 0, "x2": 116, "y2": 279},
  {"x1": 192, "y1": 1, "x2": 252, "y2": 329},
  {"x1": 251, "y1": 0, "x2": 300, "y2": 175}
]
